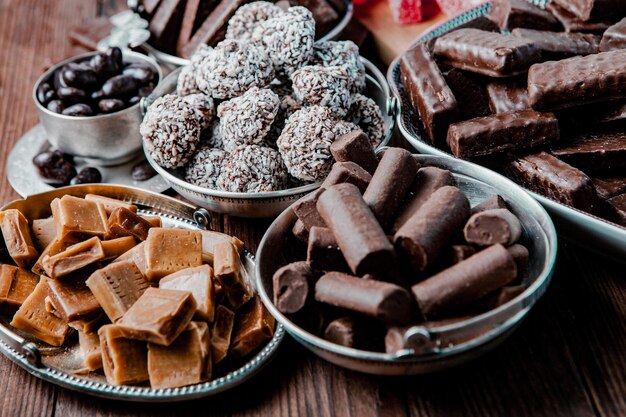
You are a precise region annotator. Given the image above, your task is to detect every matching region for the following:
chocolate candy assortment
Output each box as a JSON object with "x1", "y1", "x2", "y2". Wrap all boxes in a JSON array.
[
  {"x1": 137, "y1": 0, "x2": 348, "y2": 58},
  {"x1": 271, "y1": 145, "x2": 529, "y2": 353},
  {"x1": 0, "y1": 194, "x2": 275, "y2": 389},
  {"x1": 399, "y1": 0, "x2": 626, "y2": 228},
  {"x1": 37, "y1": 47, "x2": 158, "y2": 118},
  {"x1": 142, "y1": 1, "x2": 383, "y2": 193}
]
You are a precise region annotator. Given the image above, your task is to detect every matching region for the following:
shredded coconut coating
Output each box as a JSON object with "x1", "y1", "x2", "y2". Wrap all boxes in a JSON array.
[
  {"x1": 194, "y1": 39, "x2": 274, "y2": 99},
  {"x1": 217, "y1": 87, "x2": 280, "y2": 153},
  {"x1": 253, "y1": 6, "x2": 315, "y2": 78},
  {"x1": 182, "y1": 93, "x2": 215, "y2": 129},
  {"x1": 291, "y1": 65, "x2": 351, "y2": 117},
  {"x1": 140, "y1": 94, "x2": 202, "y2": 169},
  {"x1": 346, "y1": 94, "x2": 385, "y2": 147},
  {"x1": 225, "y1": 1, "x2": 284, "y2": 42},
  {"x1": 189, "y1": 45, "x2": 214, "y2": 95},
  {"x1": 176, "y1": 65, "x2": 201, "y2": 96},
  {"x1": 185, "y1": 146, "x2": 228, "y2": 189},
  {"x1": 311, "y1": 40, "x2": 366, "y2": 93},
  {"x1": 217, "y1": 145, "x2": 289, "y2": 192},
  {"x1": 277, "y1": 106, "x2": 357, "y2": 181}
]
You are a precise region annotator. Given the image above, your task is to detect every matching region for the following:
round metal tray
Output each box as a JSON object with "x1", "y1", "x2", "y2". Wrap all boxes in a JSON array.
[
  {"x1": 142, "y1": 57, "x2": 395, "y2": 218},
  {"x1": 0, "y1": 184, "x2": 285, "y2": 401},
  {"x1": 7, "y1": 125, "x2": 170, "y2": 197},
  {"x1": 386, "y1": 2, "x2": 626, "y2": 262},
  {"x1": 255, "y1": 153, "x2": 557, "y2": 375}
]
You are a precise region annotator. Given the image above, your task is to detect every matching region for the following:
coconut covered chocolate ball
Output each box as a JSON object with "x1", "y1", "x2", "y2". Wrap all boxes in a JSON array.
[
  {"x1": 217, "y1": 145, "x2": 289, "y2": 192},
  {"x1": 140, "y1": 94, "x2": 202, "y2": 169},
  {"x1": 185, "y1": 146, "x2": 228, "y2": 189},
  {"x1": 176, "y1": 65, "x2": 201, "y2": 96},
  {"x1": 346, "y1": 93, "x2": 385, "y2": 147},
  {"x1": 253, "y1": 6, "x2": 315, "y2": 78},
  {"x1": 189, "y1": 44, "x2": 214, "y2": 95},
  {"x1": 194, "y1": 39, "x2": 274, "y2": 99},
  {"x1": 291, "y1": 65, "x2": 351, "y2": 117},
  {"x1": 225, "y1": 1, "x2": 284, "y2": 42},
  {"x1": 311, "y1": 40, "x2": 366, "y2": 93},
  {"x1": 182, "y1": 93, "x2": 215, "y2": 129},
  {"x1": 277, "y1": 106, "x2": 356, "y2": 181},
  {"x1": 217, "y1": 87, "x2": 280, "y2": 153}
]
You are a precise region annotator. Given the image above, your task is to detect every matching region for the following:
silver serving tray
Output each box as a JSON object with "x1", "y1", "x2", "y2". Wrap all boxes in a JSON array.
[
  {"x1": 0, "y1": 184, "x2": 285, "y2": 401},
  {"x1": 255, "y1": 153, "x2": 557, "y2": 375},
  {"x1": 7, "y1": 125, "x2": 170, "y2": 198},
  {"x1": 141, "y1": 58, "x2": 396, "y2": 218},
  {"x1": 387, "y1": 2, "x2": 626, "y2": 261}
]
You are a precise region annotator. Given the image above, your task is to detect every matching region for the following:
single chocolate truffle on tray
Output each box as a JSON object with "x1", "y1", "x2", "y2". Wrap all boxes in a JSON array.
[
  {"x1": 217, "y1": 87, "x2": 280, "y2": 152},
  {"x1": 252, "y1": 6, "x2": 315, "y2": 78},
  {"x1": 185, "y1": 146, "x2": 228, "y2": 189},
  {"x1": 291, "y1": 65, "x2": 351, "y2": 117},
  {"x1": 225, "y1": 1, "x2": 284, "y2": 42},
  {"x1": 176, "y1": 65, "x2": 201, "y2": 96},
  {"x1": 346, "y1": 94, "x2": 385, "y2": 147},
  {"x1": 140, "y1": 94, "x2": 202, "y2": 169},
  {"x1": 277, "y1": 105, "x2": 356, "y2": 181},
  {"x1": 194, "y1": 39, "x2": 275, "y2": 99},
  {"x1": 310, "y1": 40, "x2": 366, "y2": 93},
  {"x1": 217, "y1": 145, "x2": 289, "y2": 192}
]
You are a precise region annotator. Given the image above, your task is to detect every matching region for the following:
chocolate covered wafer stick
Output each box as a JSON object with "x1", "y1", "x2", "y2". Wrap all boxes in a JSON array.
[
  {"x1": 600, "y1": 17, "x2": 626, "y2": 52},
  {"x1": 464, "y1": 208, "x2": 522, "y2": 246},
  {"x1": 307, "y1": 227, "x2": 348, "y2": 272},
  {"x1": 511, "y1": 28, "x2": 599, "y2": 60},
  {"x1": 472, "y1": 195, "x2": 507, "y2": 214},
  {"x1": 272, "y1": 261, "x2": 313, "y2": 314},
  {"x1": 321, "y1": 161, "x2": 372, "y2": 193},
  {"x1": 330, "y1": 130, "x2": 379, "y2": 174}
]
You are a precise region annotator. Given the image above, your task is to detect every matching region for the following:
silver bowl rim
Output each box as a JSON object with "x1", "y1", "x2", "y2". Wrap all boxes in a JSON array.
[
  {"x1": 141, "y1": 57, "x2": 393, "y2": 201},
  {"x1": 32, "y1": 50, "x2": 163, "y2": 121},
  {"x1": 254, "y1": 153, "x2": 558, "y2": 363},
  {"x1": 136, "y1": 0, "x2": 355, "y2": 67}
]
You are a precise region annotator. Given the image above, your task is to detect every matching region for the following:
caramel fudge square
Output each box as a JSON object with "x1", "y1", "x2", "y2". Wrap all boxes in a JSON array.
[{"x1": 144, "y1": 228, "x2": 203, "y2": 282}]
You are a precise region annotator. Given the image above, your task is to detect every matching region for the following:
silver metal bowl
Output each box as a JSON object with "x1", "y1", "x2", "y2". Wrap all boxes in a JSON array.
[
  {"x1": 0, "y1": 184, "x2": 285, "y2": 401},
  {"x1": 136, "y1": 0, "x2": 354, "y2": 67},
  {"x1": 33, "y1": 51, "x2": 162, "y2": 166},
  {"x1": 255, "y1": 153, "x2": 557, "y2": 375},
  {"x1": 142, "y1": 58, "x2": 395, "y2": 218}
]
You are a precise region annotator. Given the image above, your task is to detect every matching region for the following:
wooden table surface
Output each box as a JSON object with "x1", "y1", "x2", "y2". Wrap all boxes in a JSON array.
[{"x1": 0, "y1": 0, "x2": 624, "y2": 416}]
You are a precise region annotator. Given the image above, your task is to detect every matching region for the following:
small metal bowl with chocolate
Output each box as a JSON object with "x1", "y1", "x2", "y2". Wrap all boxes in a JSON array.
[
  {"x1": 255, "y1": 151, "x2": 557, "y2": 375},
  {"x1": 33, "y1": 48, "x2": 162, "y2": 166}
]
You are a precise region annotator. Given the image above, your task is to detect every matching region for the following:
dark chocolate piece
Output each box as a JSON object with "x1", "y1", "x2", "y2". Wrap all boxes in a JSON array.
[
  {"x1": 506, "y1": 151, "x2": 598, "y2": 213},
  {"x1": 321, "y1": 161, "x2": 372, "y2": 193},
  {"x1": 307, "y1": 227, "x2": 349, "y2": 272},
  {"x1": 433, "y1": 29, "x2": 542, "y2": 77},
  {"x1": 485, "y1": 78, "x2": 530, "y2": 114},
  {"x1": 315, "y1": 272, "x2": 412, "y2": 324},
  {"x1": 443, "y1": 69, "x2": 491, "y2": 119},
  {"x1": 324, "y1": 317, "x2": 356, "y2": 347},
  {"x1": 363, "y1": 148, "x2": 420, "y2": 228},
  {"x1": 546, "y1": 2, "x2": 611, "y2": 34},
  {"x1": 600, "y1": 17, "x2": 626, "y2": 52},
  {"x1": 330, "y1": 130, "x2": 378, "y2": 175},
  {"x1": 149, "y1": 0, "x2": 187, "y2": 54},
  {"x1": 472, "y1": 195, "x2": 507, "y2": 214},
  {"x1": 400, "y1": 43, "x2": 459, "y2": 145},
  {"x1": 447, "y1": 110, "x2": 559, "y2": 159},
  {"x1": 606, "y1": 193, "x2": 626, "y2": 226},
  {"x1": 272, "y1": 261, "x2": 312, "y2": 314},
  {"x1": 550, "y1": 0, "x2": 626, "y2": 23},
  {"x1": 317, "y1": 183, "x2": 396, "y2": 278},
  {"x1": 463, "y1": 208, "x2": 522, "y2": 246},
  {"x1": 392, "y1": 167, "x2": 456, "y2": 233},
  {"x1": 551, "y1": 130, "x2": 626, "y2": 172},
  {"x1": 592, "y1": 176, "x2": 626, "y2": 200},
  {"x1": 292, "y1": 188, "x2": 326, "y2": 232},
  {"x1": 511, "y1": 28, "x2": 600, "y2": 60},
  {"x1": 394, "y1": 186, "x2": 470, "y2": 273},
  {"x1": 411, "y1": 244, "x2": 517, "y2": 317},
  {"x1": 489, "y1": 0, "x2": 562, "y2": 31}
]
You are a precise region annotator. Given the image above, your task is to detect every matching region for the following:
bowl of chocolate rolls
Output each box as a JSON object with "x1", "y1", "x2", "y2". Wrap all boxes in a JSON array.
[
  {"x1": 255, "y1": 147, "x2": 557, "y2": 374},
  {"x1": 388, "y1": 0, "x2": 626, "y2": 260}
]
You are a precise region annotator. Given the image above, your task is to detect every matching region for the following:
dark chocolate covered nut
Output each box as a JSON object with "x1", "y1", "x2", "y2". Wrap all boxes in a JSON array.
[
  {"x1": 321, "y1": 161, "x2": 372, "y2": 193},
  {"x1": 306, "y1": 226, "x2": 349, "y2": 272},
  {"x1": 507, "y1": 244, "x2": 529, "y2": 273},
  {"x1": 315, "y1": 271, "x2": 412, "y2": 324},
  {"x1": 317, "y1": 183, "x2": 395, "y2": 278},
  {"x1": 37, "y1": 83, "x2": 56, "y2": 106},
  {"x1": 106, "y1": 47, "x2": 123, "y2": 74},
  {"x1": 62, "y1": 103, "x2": 94, "y2": 117},
  {"x1": 122, "y1": 64, "x2": 156, "y2": 84},
  {"x1": 511, "y1": 28, "x2": 599, "y2": 60},
  {"x1": 363, "y1": 148, "x2": 420, "y2": 228},
  {"x1": 71, "y1": 167, "x2": 102, "y2": 185},
  {"x1": 600, "y1": 17, "x2": 626, "y2": 52},
  {"x1": 272, "y1": 261, "x2": 313, "y2": 314},
  {"x1": 131, "y1": 160, "x2": 157, "y2": 181},
  {"x1": 324, "y1": 317, "x2": 356, "y2": 347},
  {"x1": 32, "y1": 150, "x2": 76, "y2": 185},
  {"x1": 98, "y1": 98, "x2": 125, "y2": 113},
  {"x1": 392, "y1": 167, "x2": 456, "y2": 233},
  {"x1": 394, "y1": 186, "x2": 470, "y2": 273},
  {"x1": 57, "y1": 86, "x2": 87, "y2": 102},
  {"x1": 61, "y1": 63, "x2": 98, "y2": 88},
  {"x1": 464, "y1": 208, "x2": 522, "y2": 247},
  {"x1": 292, "y1": 188, "x2": 326, "y2": 232},
  {"x1": 99, "y1": 75, "x2": 140, "y2": 98},
  {"x1": 330, "y1": 130, "x2": 379, "y2": 174},
  {"x1": 472, "y1": 195, "x2": 507, "y2": 214},
  {"x1": 411, "y1": 244, "x2": 517, "y2": 317},
  {"x1": 47, "y1": 99, "x2": 65, "y2": 114},
  {"x1": 486, "y1": 78, "x2": 530, "y2": 114}
]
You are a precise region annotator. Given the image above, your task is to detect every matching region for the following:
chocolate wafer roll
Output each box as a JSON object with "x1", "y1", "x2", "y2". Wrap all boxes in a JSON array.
[
  {"x1": 317, "y1": 183, "x2": 395, "y2": 277},
  {"x1": 392, "y1": 167, "x2": 456, "y2": 233},
  {"x1": 321, "y1": 162, "x2": 372, "y2": 193},
  {"x1": 307, "y1": 227, "x2": 349, "y2": 272},
  {"x1": 315, "y1": 272, "x2": 412, "y2": 324},
  {"x1": 464, "y1": 208, "x2": 522, "y2": 246},
  {"x1": 330, "y1": 130, "x2": 379, "y2": 174},
  {"x1": 363, "y1": 148, "x2": 420, "y2": 228},
  {"x1": 411, "y1": 244, "x2": 517, "y2": 317},
  {"x1": 292, "y1": 189, "x2": 326, "y2": 232},
  {"x1": 273, "y1": 261, "x2": 313, "y2": 314},
  {"x1": 528, "y1": 50, "x2": 626, "y2": 111},
  {"x1": 394, "y1": 186, "x2": 471, "y2": 273}
]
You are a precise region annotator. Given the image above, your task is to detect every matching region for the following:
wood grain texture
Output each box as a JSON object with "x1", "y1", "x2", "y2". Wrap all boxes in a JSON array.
[{"x1": 0, "y1": 1, "x2": 624, "y2": 416}]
